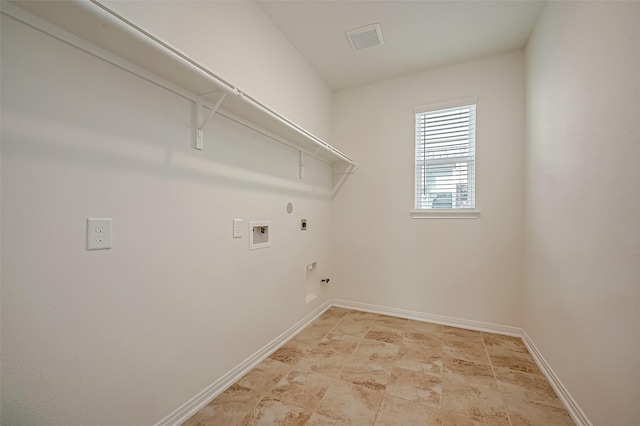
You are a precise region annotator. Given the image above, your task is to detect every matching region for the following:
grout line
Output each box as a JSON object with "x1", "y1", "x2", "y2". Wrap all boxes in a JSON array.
[
  {"x1": 481, "y1": 334, "x2": 513, "y2": 426},
  {"x1": 371, "y1": 389, "x2": 385, "y2": 425}
]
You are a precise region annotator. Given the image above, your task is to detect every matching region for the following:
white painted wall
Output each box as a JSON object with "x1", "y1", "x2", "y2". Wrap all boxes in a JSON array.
[
  {"x1": 0, "y1": 14, "x2": 333, "y2": 425},
  {"x1": 331, "y1": 52, "x2": 525, "y2": 327},
  {"x1": 524, "y1": 2, "x2": 640, "y2": 425},
  {"x1": 101, "y1": 0, "x2": 333, "y2": 142}
]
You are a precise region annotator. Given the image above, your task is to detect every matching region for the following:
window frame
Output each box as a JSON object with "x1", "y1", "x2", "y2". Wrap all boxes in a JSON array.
[{"x1": 411, "y1": 97, "x2": 480, "y2": 219}]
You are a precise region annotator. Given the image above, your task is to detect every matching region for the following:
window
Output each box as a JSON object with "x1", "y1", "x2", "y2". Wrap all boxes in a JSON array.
[{"x1": 412, "y1": 97, "x2": 478, "y2": 218}]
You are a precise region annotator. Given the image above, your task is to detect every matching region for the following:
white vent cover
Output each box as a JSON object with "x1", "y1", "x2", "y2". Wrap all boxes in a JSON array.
[{"x1": 346, "y1": 23, "x2": 384, "y2": 50}]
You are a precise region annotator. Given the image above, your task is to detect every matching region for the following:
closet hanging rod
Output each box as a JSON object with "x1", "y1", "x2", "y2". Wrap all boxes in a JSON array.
[{"x1": 217, "y1": 109, "x2": 341, "y2": 167}]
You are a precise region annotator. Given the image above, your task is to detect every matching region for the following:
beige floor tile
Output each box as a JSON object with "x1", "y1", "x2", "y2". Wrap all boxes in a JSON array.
[
  {"x1": 443, "y1": 326, "x2": 485, "y2": 345},
  {"x1": 405, "y1": 320, "x2": 444, "y2": 336},
  {"x1": 494, "y1": 367, "x2": 564, "y2": 409},
  {"x1": 374, "y1": 394, "x2": 442, "y2": 425},
  {"x1": 268, "y1": 369, "x2": 333, "y2": 411},
  {"x1": 440, "y1": 410, "x2": 500, "y2": 426},
  {"x1": 306, "y1": 412, "x2": 345, "y2": 425},
  {"x1": 236, "y1": 359, "x2": 291, "y2": 394},
  {"x1": 443, "y1": 358, "x2": 495, "y2": 386},
  {"x1": 295, "y1": 346, "x2": 351, "y2": 378},
  {"x1": 442, "y1": 359, "x2": 509, "y2": 426},
  {"x1": 181, "y1": 419, "x2": 205, "y2": 426},
  {"x1": 338, "y1": 355, "x2": 393, "y2": 391},
  {"x1": 341, "y1": 311, "x2": 379, "y2": 325},
  {"x1": 323, "y1": 307, "x2": 351, "y2": 319},
  {"x1": 441, "y1": 384, "x2": 510, "y2": 426},
  {"x1": 190, "y1": 400, "x2": 255, "y2": 426},
  {"x1": 442, "y1": 358, "x2": 509, "y2": 424},
  {"x1": 269, "y1": 340, "x2": 313, "y2": 365},
  {"x1": 397, "y1": 346, "x2": 444, "y2": 370},
  {"x1": 444, "y1": 339, "x2": 490, "y2": 365},
  {"x1": 374, "y1": 315, "x2": 409, "y2": 328},
  {"x1": 507, "y1": 400, "x2": 575, "y2": 426},
  {"x1": 317, "y1": 333, "x2": 362, "y2": 355},
  {"x1": 292, "y1": 323, "x2": 334, "y2": 346},
  {"x1": 394, "y1": 352, "x2": 442, "y2": 376},
  {"x1": 188, "y1": 384, "x2": 262, "y2": 426},
  {"x1": 482, "y1": 333, "x2": 543, "y2": 375},
  {"x1": 215, "y1": 383, "x2": 265, "y2": 403},
  {"x1": 402, "y1": 331, "x2": 444, "y2": 353},
  {"x1": 488, "y1": 347, "x2": 543, "y2": 376},
  {"x1": 353, "y1": 338, "x2": 399, "y2": 362},
  {"x1": 310, "y1": 380, "x2": 384, "y2": 425},
  {"x1": 386, "y1": 366, "x2": 442, "y2": 408},
  {"x1": 365, "y1": 324, "x2": 404, "y2": 345},
  {"x1": 240, "y1": 397, "x2": 311, "y2": 425},
  {"x1": 482, "y1": 333, "x2": 528, "y2": 353},
  {"x1": 313, "y1": 308, "x2": 349, "y2": 328},
  {"x1": 312, "y1": 315, "x2": 343, "y2": 329},
  {"x1": 332, "y1": 321, "x2": 372, "y2": 338}
]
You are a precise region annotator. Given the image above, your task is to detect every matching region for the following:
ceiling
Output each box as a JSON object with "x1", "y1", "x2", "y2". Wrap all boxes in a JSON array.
[{"x1": 257, "y1": 1, "x2": 546, "y2": 91}]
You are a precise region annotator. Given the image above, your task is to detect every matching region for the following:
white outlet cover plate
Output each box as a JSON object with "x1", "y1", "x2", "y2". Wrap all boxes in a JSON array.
[
  {"x1": 233, "y1": 219, "x2": 242, "y2": 238},
  {"x1": 87, "y1": 218, "x2": 112, "y2": 250}
]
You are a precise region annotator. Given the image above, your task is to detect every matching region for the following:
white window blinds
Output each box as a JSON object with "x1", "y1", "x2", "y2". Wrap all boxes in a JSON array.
[{"x1": 415, "y1": 99, "x2": 476, "y2": 210}]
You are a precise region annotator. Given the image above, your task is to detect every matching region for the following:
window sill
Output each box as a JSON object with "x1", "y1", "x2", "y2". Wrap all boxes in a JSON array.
[{"x1": 410, "y1": 209, "x2": 480, "y2": 219}]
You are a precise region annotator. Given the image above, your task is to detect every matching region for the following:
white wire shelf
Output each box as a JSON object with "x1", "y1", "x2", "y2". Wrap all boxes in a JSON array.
[{"x1": 2, "y1": 0, "x2": 357, "y2": 182}]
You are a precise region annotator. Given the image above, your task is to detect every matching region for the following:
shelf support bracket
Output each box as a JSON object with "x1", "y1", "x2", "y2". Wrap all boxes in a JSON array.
[
  {"x1": 196, "y1": 91, "x2": 227, "y2": 150},
  {"x1": 299, "y1": 151, "x2": 304, "y2": 179}
]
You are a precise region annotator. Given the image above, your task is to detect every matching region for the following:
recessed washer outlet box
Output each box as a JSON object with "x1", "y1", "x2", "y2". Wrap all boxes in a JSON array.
[
  {"x1": 306, "y1": 262, "x2": 318, "y2": 304},
  {"x1": 249, "y1": 221, "x2": 271, "y2": 250}
]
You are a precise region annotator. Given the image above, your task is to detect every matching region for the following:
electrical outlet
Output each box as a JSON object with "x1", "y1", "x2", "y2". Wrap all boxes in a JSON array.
[{"x1": 87, "y1": 218, "x2": 112, "y2": 250}]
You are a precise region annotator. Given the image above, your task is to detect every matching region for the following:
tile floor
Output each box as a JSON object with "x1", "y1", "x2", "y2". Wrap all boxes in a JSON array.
[{"x1": 182, "y1": 308, "x2": 575, "y2": 425}]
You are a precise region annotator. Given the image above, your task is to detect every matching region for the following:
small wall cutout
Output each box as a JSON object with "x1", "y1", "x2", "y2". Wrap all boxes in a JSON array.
[
  {"x1": 249, "y1": 221, "x2": 271, "y2": 250},
  {"x1": 306, "y1": 262, "x2": 318, "y2": 304}
]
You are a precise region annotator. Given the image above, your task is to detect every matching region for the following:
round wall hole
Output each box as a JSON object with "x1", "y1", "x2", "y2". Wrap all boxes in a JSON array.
[{"x1": 286, "y1": 202, "x2": 293, "y2": 214}]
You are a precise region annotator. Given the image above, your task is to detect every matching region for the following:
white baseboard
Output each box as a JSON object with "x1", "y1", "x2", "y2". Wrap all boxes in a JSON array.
[
  {"x1": 332, "y1": 299, "x2": 523, "y2": 337},
  {"x1": 156, "y1": 298, "x2": 591, "y2": 426},
  {"x1": 154, "y1": 300, "x2": 332, "y2": 426},
  {"x1": 521, "y1": 330, "x2": 592, "y2": 426}
]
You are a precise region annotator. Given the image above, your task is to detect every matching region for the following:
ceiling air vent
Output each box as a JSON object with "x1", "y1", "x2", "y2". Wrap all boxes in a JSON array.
[{"x1": 346, "y1": 23, "x2": 384, "y2": 51}]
